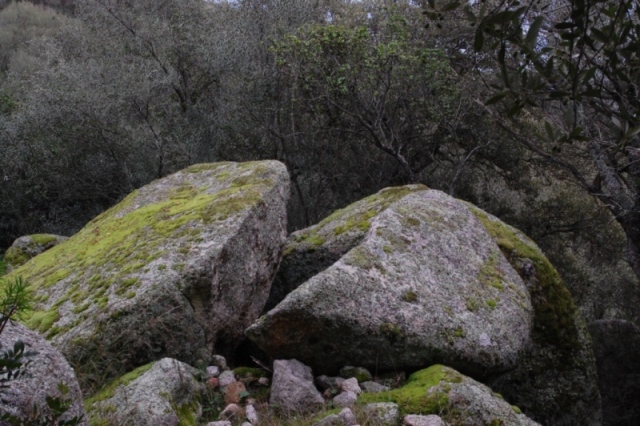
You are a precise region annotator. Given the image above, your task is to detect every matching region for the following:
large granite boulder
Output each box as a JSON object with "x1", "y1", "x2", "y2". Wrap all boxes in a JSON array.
[
  {"x1": 588, "y1": 319, "x2": 640, "y2": 426},
  {"x1": 249, "y1": 187, "x2": 534, "y2": 376},
  {"x1": 3, "y1": 234, "x2": 68, "y2": 271},
  {"x1": 247, "y1": 186, "x2": 601, "y2": 425},
  {"x1": 0, "y1": 321, "x2": 86, "y2": 424},
  {"x1": 360, "y1": 365, "x2": 540, "y2": 426},
  {"x1": 85, "y1": 358, "x2": 205, "y2": 426},
  {"x1": 5, "y1": 161, "x2": 289, "y2": 394}
]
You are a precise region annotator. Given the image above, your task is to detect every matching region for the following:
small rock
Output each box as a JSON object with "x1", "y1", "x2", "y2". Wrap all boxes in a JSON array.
[
  {"x1": 258, "y1": 377, "x2": 269, "y2": 386},
  {"x1": 339, "y1": 366, "x2": 372, "y2": 383},
  {"x1": 207, "y1": 365, "x2": 221, "y2": 378},
  {"x1": 403, "y1": 415, "x2": 445, "y2": 426},
  {"x1": 246, "y1": 404, "x2": 259, "y2": 425},
  {"x1": 270, "y1": 359, "x2": 324, "y2": 412},
  {"x1": 224, "y1": 381, "x2": 247, "y2": 405},
  {"x1": 212, "y1": 355, "x2": 229, "y2": 371},
  {"x1": 333, "y1": 391, "x2": 358, "y2": 408},
  {"x1": 207, "y1": 422, "x2": 232, "y2": 426},
  {"x1": 219, "y1": 403, "x2": 243, "y2": 420},
  {"x1": 315, "y1": 414, "x2": 344, "y2": 426},
  {"x1": 364, "y1": 403, "x2": 400, "y2": 426},
  {"x1": 242, "y1": 423, "x2": 253, "y2": 426},
  {"x1": 207, "y1": 377, "x2": 220, "y2": 390},
  {"x1": 219, "y1": 370, "x2": 237, "y2": 387},
  {"x1": 340, "y1": 378, "x2": 361, "y2": 394},
  {"x1": 339, "y1": 407, "x2": 358, "y2": 426},
  {"x1": 360, "y1": 381, "x2": 390, "y2": 393}
]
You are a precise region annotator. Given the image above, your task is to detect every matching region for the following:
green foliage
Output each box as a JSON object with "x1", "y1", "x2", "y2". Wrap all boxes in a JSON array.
[
  {"x1": 0, "y1": 339, "x2": 31, "y2": 389},
  {"x1": 427, "y1": 0, "x2": 640, "y2": 282},
  {"x1": 272, "y1": 18, "x2": 460, "y2": 182},
  {"x1": 432, "y1": 0, "x2": 640, "y2": 129},
  {"x1": 0, "y1": 276, "x2": 32, "y2": 329}
]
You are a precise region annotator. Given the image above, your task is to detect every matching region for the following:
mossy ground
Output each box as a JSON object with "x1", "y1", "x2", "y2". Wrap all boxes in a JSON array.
[
  {"x1": 175, "y1": 400, "x2": 200, "y2": 426},
  {"x1": 359, "y1": 365, "x2": 461, "y2": 416}
]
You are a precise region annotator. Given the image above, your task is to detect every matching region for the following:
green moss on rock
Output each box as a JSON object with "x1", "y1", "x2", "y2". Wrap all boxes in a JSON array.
[
  {"x1": 85, "y1": 361, "x2": 156, "y2": 411},
  {"x1": 284, "y1": 185, "x2": 428, "y2": 255},
  {"x1": 25, "y1": 309, "x2": 59, "y2": 334},
  {"x1": 3, "y1": 162, "x2": 276, "y2": 335},
  {"x1": 29, "y1": 234, "x2": 60, "y2": 246},
  {"x1": 359, "y1": 365, "x2": 460, "y2": 415},
  {"x1": 402, "y1": 290, "x2": 418, "y2": 303},
  {"x1": 3, "y1": 246, "x2": 30, "y2": 267},
  {"x1": 175, "y1": 400, "x2": 199, "y2": 426},
  {"x1": 470, "y1": 207, "x2": 580, "y2": 354}
]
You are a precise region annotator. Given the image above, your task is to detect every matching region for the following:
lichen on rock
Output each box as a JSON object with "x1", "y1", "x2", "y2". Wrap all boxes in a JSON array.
[{"x1": 0, "y1": 321, "x2": 87, "y2": 424}]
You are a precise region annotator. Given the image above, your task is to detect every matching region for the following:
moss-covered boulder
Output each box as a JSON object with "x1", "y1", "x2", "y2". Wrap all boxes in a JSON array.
[
  {"x1": 85, "y1": 358, "x2": 205, "y2": 426},
  {"x1": 359, "y1": 365, "x2": 540, "y2": 426},
  {"x1": 4, "y1": 161, "x2": 289, "y2": 394},
  {"x1": 470, "y1": 207, "x2": 601, "y2": 426},
  {"x1": 248, "y1": 187, "x2": 534, "y2": 376},
  {"x1": 3, "y1": 234, "x2": 68, "y2": 271}
]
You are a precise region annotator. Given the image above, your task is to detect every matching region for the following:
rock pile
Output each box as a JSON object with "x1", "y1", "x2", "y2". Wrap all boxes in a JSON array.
[{"x1": 0, "y1": 163, "x2": 604, "y2": 425}]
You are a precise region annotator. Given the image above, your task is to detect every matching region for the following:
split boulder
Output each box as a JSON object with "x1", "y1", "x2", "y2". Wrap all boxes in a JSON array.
[
  {"x1": 248, "y1": 187, "x2": 534, "y2": 376},
  {"x1": 6, "y1": 161, "x2": 289, "y2": 392},
  {"x1": 248, "y1": 185, "x2": 601, "y2": 425}
]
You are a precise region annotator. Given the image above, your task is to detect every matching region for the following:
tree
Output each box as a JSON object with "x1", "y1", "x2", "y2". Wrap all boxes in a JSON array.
[
  {"x1": 426, "y1": 0, "x2": 640, "y2": 279},
  {"x1": 0, "y1": 1, "x2": 68, "y2": 81},
  {"x1": 0, "y1": 0, "x2": 235, "y2": 247},
  {"x1": 273, "y1": 21, "x2": 459, "y2": 183}
]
